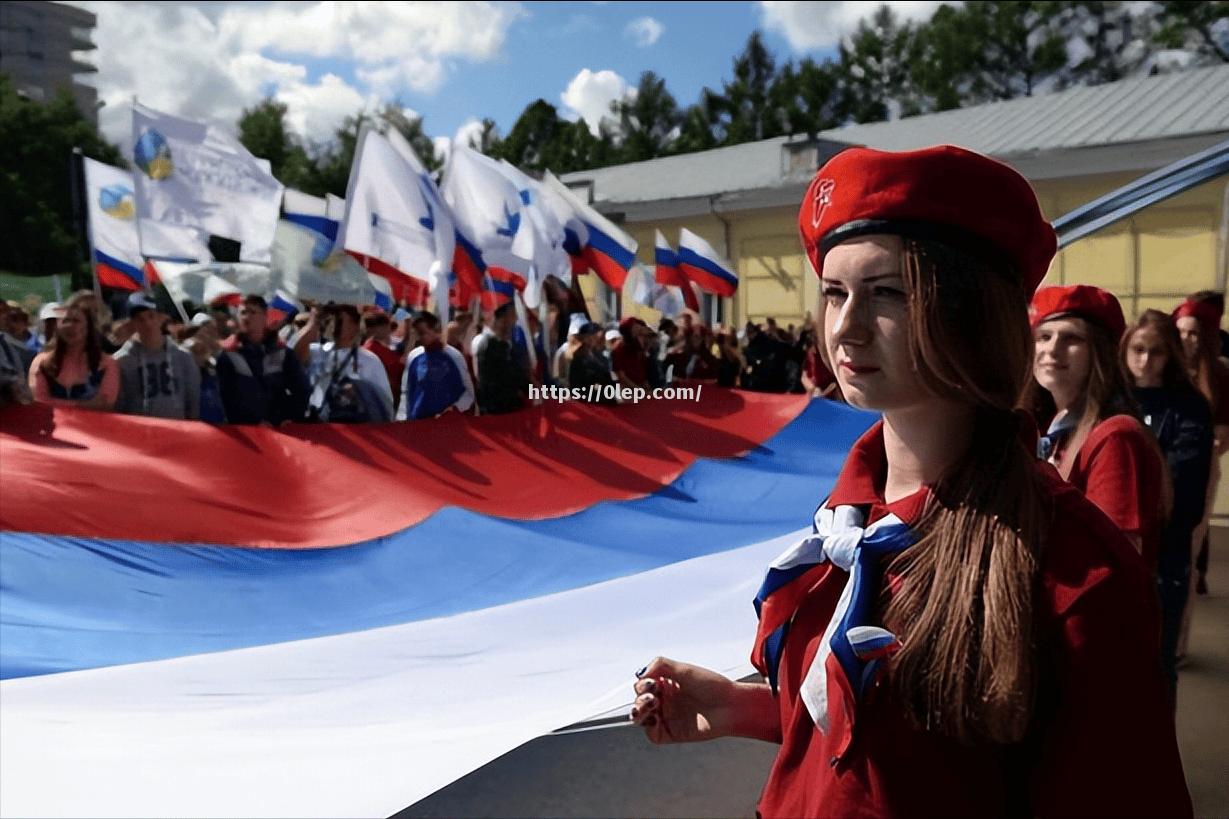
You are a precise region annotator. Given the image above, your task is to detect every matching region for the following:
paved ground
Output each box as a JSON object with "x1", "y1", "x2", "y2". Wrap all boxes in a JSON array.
[
  {"x1": 1176, "y1": 525, "x2": 1229, "y2": 818},
  {"x1": 405, "y1": 530, "x2": 1229, "y2": 818}
]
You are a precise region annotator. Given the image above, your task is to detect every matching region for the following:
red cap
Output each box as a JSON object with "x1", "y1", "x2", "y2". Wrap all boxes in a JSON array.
[
  {"x1": 1030, "y1": 285, "x2": 1126, "y2": 341},
  {"x1": 798, "y1": 145, "x2": 1056, "y2": 294},
  {"x1": 1173, "y1": 299, "x2": 1221, "y2": 338}
]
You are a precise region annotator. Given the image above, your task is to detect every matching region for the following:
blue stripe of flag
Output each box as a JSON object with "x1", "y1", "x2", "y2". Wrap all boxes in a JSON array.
[
  {"x1": 676, "y1": 246, "x2": 738, "y2": 288},
  {"x1": 584, "y1": 223, "x2": 635, "y2": 270},
  {"x1": 94, "y1": 249, "x2": 144, "y2": 285},
  {"x1": 284, "y1": 213, "x2": 339, "y2": 242}
]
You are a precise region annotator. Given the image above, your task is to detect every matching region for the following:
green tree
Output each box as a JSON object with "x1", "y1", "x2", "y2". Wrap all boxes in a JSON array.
[
  {"x1": 309, "y1": 113, "x2": 366, "y2": 197},
  {"x1": 498, "y1": 99, "x2": 567, "y2": 171},
  {"x1": 469, "y1": 117, "x2": 503, "y2": 155},
  {"x1": 774, "y1": 58, "x2": 843, "y2": 138},
  {"x1": 1060, "y1": 2, "x2": 1156, "y2": 86},
  {"x1": 915, "y1": 2, "x2": 1067, "y2": 105},
  {"x1": 552, "y1": 117, "x2": 619, "y2": 172},
  {"x1": 1153, "y1": 1, "x2": 1229, "y2": 62},
  {"x1": 613, "y1": 71, "x2": 680, "y2": 162},
  {"x1": 715, "y1": 31, "x2": 785, "y2": 144},
  {"x1": 0, "y1": 74, "x2": 124, "y2": 279},
  {"x1": 836, "y1": 5, "x2": 927, "y2": 122},
  {"x1": 672, "y1": 91, "x2": 721, "y2": 155},
  {"x1": 237, "y1": 97, "x2": 316, "y2": 191}
]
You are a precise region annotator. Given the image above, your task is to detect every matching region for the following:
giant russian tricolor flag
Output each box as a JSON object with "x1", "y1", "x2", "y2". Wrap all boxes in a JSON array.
[
  {"x1": 83, "y1": 158, "x2": 145, "y2": 292},
  {"x1": 0, "y1": 395, "x2": 876, "y2": 817},
  {"x1": 677, "y1": 228, "x2": 738, "y2": 297}
]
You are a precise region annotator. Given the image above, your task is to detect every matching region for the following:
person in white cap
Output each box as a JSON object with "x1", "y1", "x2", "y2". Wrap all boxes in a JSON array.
[
  {"x1": 37, "y1": 302, "x2": 62, "y2": 352},
  {"x1": 552, "y1": 312, "x2": 588, "y2": 388},
  {"x1": 604, "y1": 328, "x2": 621, "y2": 364}
]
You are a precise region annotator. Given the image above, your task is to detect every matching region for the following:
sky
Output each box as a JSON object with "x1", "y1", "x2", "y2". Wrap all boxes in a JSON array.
[{"x1": 67, "y1": 1, "x2": 947, "y2": 160}]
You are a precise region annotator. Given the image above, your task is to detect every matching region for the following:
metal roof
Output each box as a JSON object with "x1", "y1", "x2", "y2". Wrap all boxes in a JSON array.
[{"x1": 563, "y1": 64, "x2": 1229, "y2": 207}]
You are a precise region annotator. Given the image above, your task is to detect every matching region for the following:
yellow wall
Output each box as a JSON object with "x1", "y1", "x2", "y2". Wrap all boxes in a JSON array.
[
  {"x1": 1035, "y1": 174, "x2": 1228, "y2": 318},
  {"x1": 615, "y1": 174, "x2": 1229, "y2": 512},
  {"x1": 617, "y1": 174, "x2": 1227, "y2": 328}
]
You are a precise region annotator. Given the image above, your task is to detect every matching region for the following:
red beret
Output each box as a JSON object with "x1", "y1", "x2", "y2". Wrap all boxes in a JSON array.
[
  {"x1": 1173, "y1": 299, "x2": 1221, "y2": 338},
  {"x1": 1030, "y1": 285, "x2": 1126, "y2": 341},
  {"x1": 799, "y1": 145, "x2": 1056, "y2": 294}
]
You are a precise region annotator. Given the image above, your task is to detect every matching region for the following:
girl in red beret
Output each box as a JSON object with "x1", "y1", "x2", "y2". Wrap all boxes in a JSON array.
[
  {"x1": 1173, "y1": 294, "x2": 1229, "y2": 597},
  {"x1": 631, "y1": 145, "x2": 1190, "y2": 818},
  {"x1": 1122, "y1": 310, "x2": 1213, "y2": 703},
  {"x1": 1024, "y1": 285, "x2": 1167, "y2": 569}
]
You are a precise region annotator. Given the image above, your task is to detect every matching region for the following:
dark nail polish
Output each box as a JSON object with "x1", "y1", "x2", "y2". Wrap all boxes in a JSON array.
[{"x1": 635, "y1": 666, "x2": 647, "y2": 678}]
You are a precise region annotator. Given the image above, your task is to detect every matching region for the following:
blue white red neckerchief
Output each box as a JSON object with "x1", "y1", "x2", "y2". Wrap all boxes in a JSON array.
[
  {"x1": 753, "y1": 502, "x2": 915, "y2": 731},
  {"x1": 1037, "y1": 412, "x2": 1078, "y2": 461}
]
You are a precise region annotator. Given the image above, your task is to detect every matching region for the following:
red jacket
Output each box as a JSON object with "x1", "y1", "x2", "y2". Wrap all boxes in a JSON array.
[
  {"x1": 1067, "y1": 414, "x2": 1166, "y2": 574},
  {"x1": 755, "y1": 421, "x2": 1190, "y2": 819}
]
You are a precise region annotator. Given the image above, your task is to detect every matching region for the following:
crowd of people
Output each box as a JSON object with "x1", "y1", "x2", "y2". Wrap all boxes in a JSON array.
[{"x1": 0, "y1": 289, "x2": 834, "y2": 425}]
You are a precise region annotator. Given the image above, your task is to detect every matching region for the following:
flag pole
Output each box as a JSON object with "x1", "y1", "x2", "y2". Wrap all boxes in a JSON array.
[{"x1": 70, "y1": 146, "x2": 97, "y2": 302}]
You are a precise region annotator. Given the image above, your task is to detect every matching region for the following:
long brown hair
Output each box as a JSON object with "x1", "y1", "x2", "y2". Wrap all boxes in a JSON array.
[
  {"x1": 1023, "y1": 314, "x2": 1139, "y2": 434},
  {"x1": 41, "y1": 305, "x2": 103, "y2": 380},
  {"x1": 1121, "y1": 310, "x2": 1195, "y2": 392},
  {"x1": 880, "y1": 238, "x2": 1049, "y2": 746}
]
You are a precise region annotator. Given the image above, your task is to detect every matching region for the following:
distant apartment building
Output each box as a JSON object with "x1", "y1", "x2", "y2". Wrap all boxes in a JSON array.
[{"x1": 0, "y1": 1, "x2": 98, "y2": 123}]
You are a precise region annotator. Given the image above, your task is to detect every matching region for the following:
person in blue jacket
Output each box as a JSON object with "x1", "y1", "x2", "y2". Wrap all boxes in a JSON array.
[{"x1": 398, "y1": 311, "x2": 476, "y2": 421}]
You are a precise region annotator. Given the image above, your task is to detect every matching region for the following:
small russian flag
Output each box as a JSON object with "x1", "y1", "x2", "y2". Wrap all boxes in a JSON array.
[
  {"x1": 654, "y1": 230, "x2": 699, "y2": 313},
  {"x1": 94, "y1": 250, "x2": 144, "y2": 292},
  {"x1": 677, "y1": 228, "x2": 738, "y2": 297},
  {"x1": 581, "y1": 222, "x2": 636, "y2": 291},
  {"x1": 452, "y1": 231, "x2": 488, "y2": 307},
  {"x1": 267, "y1": 289, "x2": 302, "y2": 328}
]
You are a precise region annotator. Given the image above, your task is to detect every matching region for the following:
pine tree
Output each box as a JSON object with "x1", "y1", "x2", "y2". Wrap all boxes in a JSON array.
[{"x1": 613, "y1": 71, "x2": 681, "y2": 162}]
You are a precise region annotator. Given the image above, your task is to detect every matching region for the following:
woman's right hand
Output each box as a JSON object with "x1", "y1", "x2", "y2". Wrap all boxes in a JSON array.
[{"x1": 630, "y1": 656, "x2": 754, "y2": 745}]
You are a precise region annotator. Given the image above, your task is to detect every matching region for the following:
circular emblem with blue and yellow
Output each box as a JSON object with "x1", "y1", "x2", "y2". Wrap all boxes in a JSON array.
[
  {"x1": 99, "y1": 184, "x2": 135, "y2": 219},
  {"x1": 134, "y1": 129, "x2": 173, "y2": 180}
]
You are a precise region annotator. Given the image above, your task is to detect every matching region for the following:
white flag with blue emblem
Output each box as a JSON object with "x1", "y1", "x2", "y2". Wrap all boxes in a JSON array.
[
  {"x1": 441, "y1": 144, "x2": 537, "y2": 303},
  {"x1": 270, "y1": 221, "x2": 376, "y2": 307},
  {"x1": 493, "y1": 159, "x2": 573, "y2": 301},
  {"x1": 338, "y1": 123, "x2": 453, "y2": 308},
  {"x1": 130, "y1": 102, "x2": 284, "y2": 264},
  {"x1": 631, "y1": 265, "x2": 684, "y2": 318},
  {"x1": 82, "y1": 158, "x2": 145, "y2": 291}
]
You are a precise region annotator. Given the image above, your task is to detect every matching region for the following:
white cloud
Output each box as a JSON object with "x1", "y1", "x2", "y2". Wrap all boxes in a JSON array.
[
  {"x1": 758, "y1": 1, "x2": 949, "y2": 51},
  {"x1": 71, "y1": 1, "x2": 525, "y2": 149},
  {"x1": 433, "y1": 135, "x2": 453, "y2": 165},
  {"x1": 560, "y1": 68, "x2": 634, "y2": 135},
  {"x1": 455, "y1": 117, "x2": 487, "y2": 149},
  {"x1": 625, "y1": 16, "x2": 664, "y2": 47}
]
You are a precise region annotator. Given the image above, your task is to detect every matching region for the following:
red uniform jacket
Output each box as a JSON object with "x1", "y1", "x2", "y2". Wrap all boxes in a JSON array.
[
  {"x1": 755, "y1": 421, "x2": 1191, "y2": 819},
  {"x1": 1067, "y1": 415, "x2": 1166, "y2": 574}
]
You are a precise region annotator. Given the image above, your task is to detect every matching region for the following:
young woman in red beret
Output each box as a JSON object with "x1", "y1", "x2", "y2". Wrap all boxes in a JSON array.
[
  {"x1": 631, "y1": 145, "x2": 1190, "y2": 818},
  {"x1": 1122, "y1": 310, "x2": 1213, "y2": 702},
  {"x1": 1024, "y1": 285, "x2": 1167, "y2": 569},
  {"x1": 1174, "y1": 295, "x2": 1229, "y2": 596}
]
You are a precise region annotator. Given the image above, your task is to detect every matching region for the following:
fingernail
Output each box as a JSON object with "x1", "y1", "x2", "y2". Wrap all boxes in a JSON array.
[
  {"x1": 642, "y1": 678, "x2": 655, "y2": 691},
  {"x1": 635, "y1": 666, "x2": 647, "y2": 678}
]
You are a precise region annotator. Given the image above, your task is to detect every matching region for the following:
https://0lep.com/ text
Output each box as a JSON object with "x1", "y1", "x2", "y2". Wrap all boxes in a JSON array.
[{"x1": 529, "y1": 383, "x2": 704, "y2": 404}]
